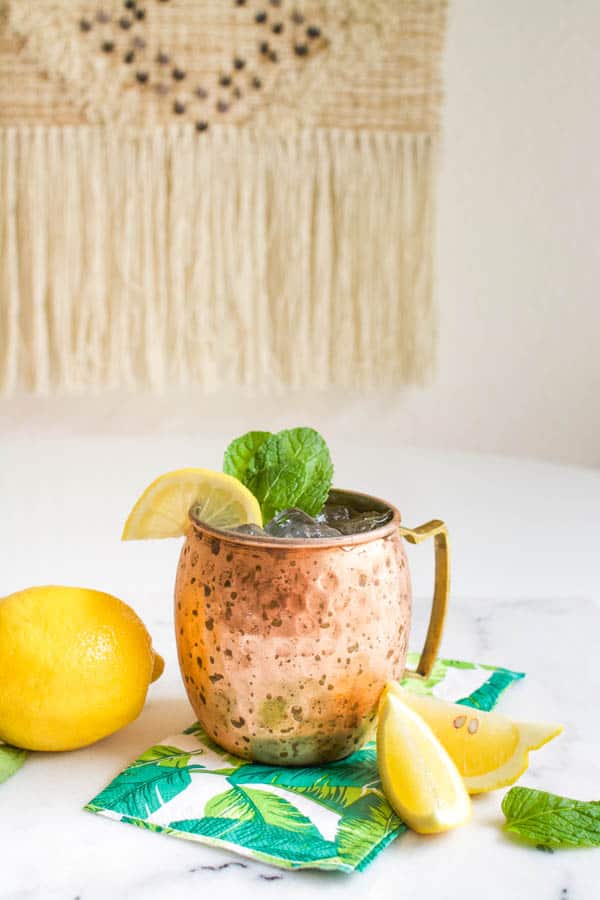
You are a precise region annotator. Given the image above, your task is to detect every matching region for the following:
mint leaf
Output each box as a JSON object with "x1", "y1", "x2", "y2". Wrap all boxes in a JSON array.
[
  {"x1": 243, "y1": 427, "x2": 334, "y2": 522},
  {"x1": 0, "y1": 744, "x2": 27, "y2": 785},
  {"x1": 502, "y1": 786, "x2": 600, "y2": 848},
  {"x1": 223, "y1": 431, "x2": 272, "y2": 483}
]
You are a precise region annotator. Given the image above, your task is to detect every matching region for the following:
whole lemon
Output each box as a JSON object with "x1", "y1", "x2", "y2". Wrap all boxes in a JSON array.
[{"x1": 0, "y1": 585, "x2": 164, "y2": 751}]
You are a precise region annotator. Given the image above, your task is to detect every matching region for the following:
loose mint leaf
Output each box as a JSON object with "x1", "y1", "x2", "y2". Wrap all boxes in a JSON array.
[
  {"x1": 223, "y1": 431, "x2": 272, "y2": 483},
  {"x1": 244, "y1": 427, "x2": 334, "y2": 522},
  {"x1": 502, "y1": 786, "x2": 600, "y2": 848},
  {"x1": 0, "y1": 745, "x2": 27, "y2": 785}
]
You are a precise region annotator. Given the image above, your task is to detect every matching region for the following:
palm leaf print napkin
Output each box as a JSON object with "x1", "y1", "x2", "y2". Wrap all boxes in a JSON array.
[{"x1": 86, "y1": 656, "x2": 524, "y2": 872}]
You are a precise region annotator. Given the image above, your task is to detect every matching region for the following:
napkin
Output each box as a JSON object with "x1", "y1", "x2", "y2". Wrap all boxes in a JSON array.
[{"x1": 85, "y1": 655, "x2": 524, "y2": 873}]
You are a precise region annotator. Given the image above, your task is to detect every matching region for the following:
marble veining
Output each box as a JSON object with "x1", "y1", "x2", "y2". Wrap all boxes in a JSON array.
[
  {"x1": 3, "y1": 592, "x2": 598, "y2": 900},
  {"x1": 2, "y1": 441, "x2": 599, "y2": 899}
]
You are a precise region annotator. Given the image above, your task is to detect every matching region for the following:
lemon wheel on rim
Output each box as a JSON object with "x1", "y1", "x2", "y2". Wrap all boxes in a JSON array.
[{"x1": 122, "y1": 468, "x2": 262, "y2": 540}]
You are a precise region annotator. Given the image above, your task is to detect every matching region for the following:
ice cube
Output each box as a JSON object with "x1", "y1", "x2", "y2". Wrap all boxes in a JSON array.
[
  {"x1": 264, "y1": 508, "x2": 343, "y2": 539},
  {"x1": 318, "y1": 502, "x2": 393, "y2": 535},
  {"x1": 315, "y1": 504, "x2": 351, "y2": 524},
  {"x1": 228, "y1": 523, "x2": 266, "y2": 536}
]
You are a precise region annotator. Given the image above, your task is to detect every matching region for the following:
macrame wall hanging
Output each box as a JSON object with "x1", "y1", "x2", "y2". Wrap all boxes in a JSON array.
[{"x1": 0, "y1": 0, "x2": 447, "y2": 393}]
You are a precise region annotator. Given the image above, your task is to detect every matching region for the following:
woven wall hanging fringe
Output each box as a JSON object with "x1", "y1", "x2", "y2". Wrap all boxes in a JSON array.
[{"x1": 0, "y1": 1, "x2": 448, "y2": 394}]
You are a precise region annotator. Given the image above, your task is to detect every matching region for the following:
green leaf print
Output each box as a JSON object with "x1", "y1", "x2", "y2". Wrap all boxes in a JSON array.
[
  {"x1": 230, "y1": 763, "x2": 366, "y2": 814},
  {"x1": 87, "y1": 763, "x2": 194, "y2": 818},
  {"x1": 245, "y1": 786, "x2": 320, "y2": 832},
  {"x1": 199, "y1": 783, "x2": 342, "y2": 865},
  {"x1": 438, "y1": 658, "x2": 478, "y2": 671},
  {"x1": 230, "y1": 748, "x2": 379, "y2": 790},
  {"x1": 335, "y1": 792, "x2": 406, "y2": 867},
  {"x1": 283, "y1": 783, "x2": 364, "y2": 815},
  {"x1": 205, "y1": 786, "x2": 255, "y2": 822},
  {"x1": 132, "y1": 745, "x2": 194, "y2": 769},
  {"x1": 183, "y1": 724, "x2": 246, "y2": 770},
  {"x1": 400, "y1": 656, "x2": 450, "y2": 694},
  {"x1": 456, "y1": 668, "x2": 525, "y2": 711},
  {"x1": 120, "y1": 817, "x2": 173, "y2": 834},
  {"x1": 86, "y1": 657, "x2": 527, "y2": 873},
  {"x1": 172, "y1": 816, "x2": 340, "y2": 866},
  {"x1": 170, "y1": 816, "x2": 241, "y2": 841},
  {"x1": 318, "y1": 746, "x2": 380, "y2": 787},
  {"x1": 206, "y1": 784, "x2": 319, "y2": 835}
]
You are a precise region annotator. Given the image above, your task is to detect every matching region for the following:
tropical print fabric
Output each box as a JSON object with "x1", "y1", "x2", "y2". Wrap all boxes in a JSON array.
[{"x1": 86, "y1": 656, "x2": 524, "y2": 872}]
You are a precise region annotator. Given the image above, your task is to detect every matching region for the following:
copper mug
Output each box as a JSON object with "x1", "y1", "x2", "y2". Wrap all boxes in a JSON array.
[{"x1": 175, "y1": 489, "x2": 449, "y2": 766}]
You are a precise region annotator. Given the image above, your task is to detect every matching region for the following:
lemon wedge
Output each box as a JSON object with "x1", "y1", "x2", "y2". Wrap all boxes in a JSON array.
[
  {"x1": 377, "y1": 685, "x2": 471, "y2": 834},
  {"x1": 122, "y1": 468, "x2": 262, "y2": 540},
  {"x1": 388, "y1": 683, "x2": 563, "y2": 794}
]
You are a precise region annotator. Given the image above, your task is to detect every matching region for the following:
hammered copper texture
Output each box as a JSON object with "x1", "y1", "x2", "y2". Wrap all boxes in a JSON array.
[{"x1": 175, "y1": 507, "x2": 411, "y2": 766}]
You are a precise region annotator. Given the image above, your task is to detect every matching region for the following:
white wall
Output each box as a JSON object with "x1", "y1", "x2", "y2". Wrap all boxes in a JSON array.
[
  {"x1": 428, "y1": 0, "x2": 600, "y2": 465},
  {"x1": 4, "y1": 0, "x2": 599, "y2": 467}
]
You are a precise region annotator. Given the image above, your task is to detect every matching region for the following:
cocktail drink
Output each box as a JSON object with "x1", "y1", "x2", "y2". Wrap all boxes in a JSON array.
[
  {"x1": 175, "y1": 489, "x2": 449, "y2": 766},
  {"x1": 121, "y1": 429, "x2": 562, "y2": 833},
  {"x1": 121, "y1": 426, "x2": 449, "y2": 767}
]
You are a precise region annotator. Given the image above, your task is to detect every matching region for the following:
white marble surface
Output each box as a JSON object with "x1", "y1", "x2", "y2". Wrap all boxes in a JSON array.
[{"x1": 1, "y1": 435, "x2": 599, "y2": 899}]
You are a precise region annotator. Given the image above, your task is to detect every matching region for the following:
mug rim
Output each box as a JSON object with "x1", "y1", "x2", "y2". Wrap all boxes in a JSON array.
[{"x1": 188, "y1": 487, "x2": 402, "y2": 549}]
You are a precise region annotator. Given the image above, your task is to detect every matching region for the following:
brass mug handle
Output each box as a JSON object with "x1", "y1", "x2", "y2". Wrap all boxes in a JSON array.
[{"x1": 398, "y1": 520, "x2": 450, "y2": 679}]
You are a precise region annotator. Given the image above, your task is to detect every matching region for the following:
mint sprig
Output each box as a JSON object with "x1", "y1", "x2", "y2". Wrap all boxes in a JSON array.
[
  {"x1": 502, "y1": 786, "x2": 600, "y2": 849},
  {"x1": 0, "y1": 745, "x2": 27, "y2": 786},
  {"x1": 224, "y1": 431, "x2": 271, "y2": 484},
  {"x1": 223, "y1": 427, "x2": 334, "y2": 523}
]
